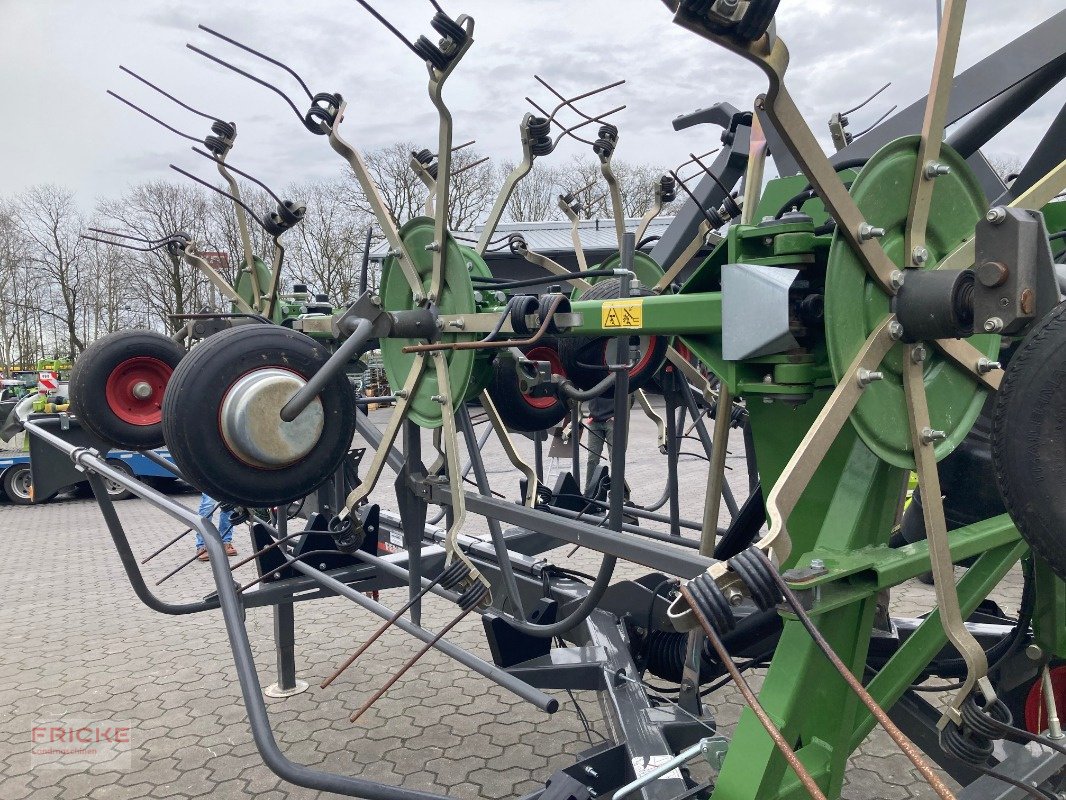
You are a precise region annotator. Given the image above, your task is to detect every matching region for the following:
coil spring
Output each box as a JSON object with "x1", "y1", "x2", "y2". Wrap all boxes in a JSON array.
[
  {"x1": 510, "y1": 294, "x2": 540, "y2": 335},
  {"x1": 659, "y1": 174, "x2": 677, "y2": 203},
  {"x1": 265, "y1": 200, "x2": 306, "y2": 236},
  {"x1": 721, "y1": 193, "x2": 742, "y2": 220},
  {"x1": 458, "y1": 580, "x2": 489, "y2": 611},
  {"x1": 412, "y1": 148, "x2": 439, "y2": 180},
  {"x1": 687, "y1": 571, "x2": 736, "y2": 635},
  {"x1": 203, "y1": 120, "x2": 237, "y2": 156},
  {"x1": 413, "y1": 35, "x2": 451, "y2": 72},
  {"x1": 526, "y1": 116, "x2": 554, "y2": 157},
  {"x1": 304, "y1": 92, "x2": 342, "y2": 135},
  {"x1": 508, "y1": 232, "x2": 528, "y2": 256},
  {"x1": 430, "y1": 12, "x2": 468, "y2": 47},
  {"x1": 439, "y1": 561, "x2": 472, "y2": 591},
  {"x1": 328, "y1": 514, "x2": 364, "y2": 553},
  {"x1": 642, "y1": 630, "x2": 718, "y2": 683},
  {"x1": 729, "y1": 547, "x2": 782, "y2": 612},
  {"x1": 592, "y1": 123, "x2": 619, "y2": 159},
  {"x1": 940, "y1": 694, "x2": 1013, "y2": 765}
]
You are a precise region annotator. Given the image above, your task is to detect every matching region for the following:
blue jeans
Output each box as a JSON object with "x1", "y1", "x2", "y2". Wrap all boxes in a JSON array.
[{"x1": 195, "y1": 493, "x2": 234, "y2": 549}]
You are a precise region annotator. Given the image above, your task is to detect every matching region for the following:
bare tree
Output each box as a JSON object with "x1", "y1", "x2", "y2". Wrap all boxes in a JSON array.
[
  {"x1": 502, "y1": 162, "x2": 565, "y2": 223},
  {"x1": 16, "y1": 185, "x2": 87, "y2": 356}
]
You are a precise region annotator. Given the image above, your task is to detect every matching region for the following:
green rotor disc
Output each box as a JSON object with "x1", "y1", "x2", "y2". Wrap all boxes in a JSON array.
[
  {"x1": 381, "y1": 217, "x2": 477, "y2": 428},
  {"x1": 460, "y1": 245, "x2": 495, "y2": 402},
  {"x1": 824, "y1": 136, "x2": 998, "y2": 469},
  {"x1": 590, "y1": 250, "x2": 665, "y2": 291}
]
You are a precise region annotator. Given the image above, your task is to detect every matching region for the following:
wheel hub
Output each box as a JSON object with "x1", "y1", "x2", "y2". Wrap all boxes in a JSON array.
[
  {"x1": 104, "y1": 356, "x2": 173, "y2": 426},
  {"x1": 219, "y1": 368, "x2": 324, "y2": 468}
]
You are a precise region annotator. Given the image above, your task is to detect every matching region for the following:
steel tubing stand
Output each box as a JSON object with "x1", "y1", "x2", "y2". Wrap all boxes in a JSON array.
[{"x1": 264, "y1": 513, "x2": 309, "y2": 699}]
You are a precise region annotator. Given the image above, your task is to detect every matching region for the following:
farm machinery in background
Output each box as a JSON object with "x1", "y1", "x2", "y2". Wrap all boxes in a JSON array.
[{"x1": 19, "y1": 1, "x2": 1066, "y2": 798}]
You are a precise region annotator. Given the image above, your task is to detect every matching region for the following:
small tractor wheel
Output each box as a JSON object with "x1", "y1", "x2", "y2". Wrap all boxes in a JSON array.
[
  {"x1": 993, "y1": 300, "x2": 1066, "y2": 581},
  {"x1": 558, "y1": 279, "x2": 668, "y2": 393},
  {"x1": 3, "y1": 464, "x2": 34, "y2": 505},
  {"x1": 162, "y1": 325, "x2": 357, "y2": 508},
  {"x1": 101, "y1": 459, "x2": 135, "y2": 501},
  {"x1": 70, "y1": 330, "x2": 186, "y2": 450},
  {"x1": 486, "y1": 340, "x2": 570, "y2": 432}
]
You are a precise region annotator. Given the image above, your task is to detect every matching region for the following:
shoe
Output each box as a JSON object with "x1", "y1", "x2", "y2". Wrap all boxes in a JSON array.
[
  {"x1": 196, "y1": 548, "x2": 208, "y2": 562},
  {"x1": 224, "y1": 543, "x2": 238, "y2": 557}
]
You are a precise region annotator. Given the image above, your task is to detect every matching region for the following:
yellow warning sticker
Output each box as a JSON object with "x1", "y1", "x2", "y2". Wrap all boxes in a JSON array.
[{"x1": 601, "y1": 298, "x2": 643, "y2": 329}]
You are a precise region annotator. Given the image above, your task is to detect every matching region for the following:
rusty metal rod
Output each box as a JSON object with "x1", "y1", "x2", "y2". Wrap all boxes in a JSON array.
[
  {"x1": 401, "y1": 295, "x2": 565, "y2": 354},
  {"x1": 751, "y1": 549, "x2": 957, "y2": 800},
  {"x1": 228, "y1": 531, "x2": 305, "y2": 573},
  {"x1": 680, "y1": 583, "x2": 828, "y2": 800},
  {"x1": 321, "y1": 572, "x2": 449, "y2": 689},
  {"x1": 349, "y1": 603, "x2": 477, "y2": 722},
  {"x1": 155, "y1": 550, "x2": 204, "y2": 586}
]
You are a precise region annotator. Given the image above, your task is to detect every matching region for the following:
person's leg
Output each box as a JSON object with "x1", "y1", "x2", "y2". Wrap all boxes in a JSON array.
[
  {"x1": 195, "y1": 494, "x2": 212, "y2": 551},
  {"x1": 585, "y1": 421, "x2": 606, "y2": 493},
  {"x1": 218, "y1": 509, "x2": 234, "y2": 544}
]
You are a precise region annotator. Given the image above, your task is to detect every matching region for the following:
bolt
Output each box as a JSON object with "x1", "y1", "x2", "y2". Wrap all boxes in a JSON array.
[
  {"x1": 810, "y1": 558, "x2": 825, "y2": 570},
  {"x1": 1026, "y1": 644, "x2": 1045, "y2": 661},
  {"x1": 890, "y1": 270, "x2": 906, "y2": 290},
  {"x1": 984, "y1": 317, "x2": 1004, "y2": 333},
  {"x1": 920, "y1": 427, "x2": 947, "y2": 445},
  {"x1": 395, "y1": 389, "x2": 409, "y2": 399},
  {"x1": 888, "y1": 320, "x2": 904, "y2": 340},
  {"x1": 726, "y1": 587, "x2": 745, "y2": 607},
  {"x1": 425, "y1": 241, "x2": 441, "y2": 252},
  {"x1": 760, "y1": 215, "x2": 775, "y2": 223},
  {"x1": 986, "y1": 206, "x2": 1008, "y2": 225},
  {"x1": 857, "y1": 369, "x2": 884, "y2": 388},
  {"x1": 447, "y1": 319, "x2": 465, "y2": 329},
  {"x1": 762, "y1": 396, "x2": 774, "y2": 404},
  {"x1": 911, "y1": 246, "x2": 929, "y2": 266},
  {"x1": 413, "y1": 292, "x2": 425, "y2": 303},
  {"x1": 976, "y1": 358, "x2": 1002, "y2": 374},
  {"x1": 762, "y1": 374, "x2": 773, "y2": 383},
  {"x1": 976, "y1": 260, "x2": 1010, "y2": 288},
  {"x1": 911, "y1": 344, "x2": 928, "y2": 363},
  {"x1": 924, "y1": 161, "x2": 951, "y2": 179},
  {"x1": 584, "y1": 766, "x2": 598, "y2": 778},
  {"x1": 430, "y1": 394, "x2": 445, "y2": 404},
  {"x1": 131, "y1": 381, "x2": 153, "y2": 400},
  {"x1": 370, "y1": 294, "x2": 382, "y2": 306},
  {"x1": 858, "y1": 223, "x2": 886, "y2": 241},
  {"x1": 387, "y1": 248, "x2": 402, "y2": 258}
]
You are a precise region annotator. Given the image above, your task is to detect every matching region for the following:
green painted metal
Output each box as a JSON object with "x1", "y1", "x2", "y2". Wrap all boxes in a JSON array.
[
  {"x1": 380, "y1": 217, "x2": 477, "y2": 428},
  {"x1": 460, "y1": 246, "x2": 497, "y2": 401},
  {"x1": 567, "y1": 292, "x2": 721, "y2": 336},
  {"x1": 233, "y1": 255, "x2": 278, "y2": 321},
  {"x1": 824, "y1": 137, "x2": 998, "y2": 469},
  {"x1": 1032, "y1": 559, "x2": 1066, "y2": 659}
]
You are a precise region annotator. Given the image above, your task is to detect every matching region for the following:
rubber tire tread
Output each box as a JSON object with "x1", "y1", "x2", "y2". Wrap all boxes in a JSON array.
[
  {"x1": 161, "y1": 325, "x2": 357, "y2": 508},
  {"x1": 70, "y1": 330, "x2": 186, "y2": 450},
  {"x1": 557, "y1": 279, "x2": 668, "y2": 393},
  {"x1": 992, "y1": 299, "x2": 1066, "y2": 581},
  {"x1": 485, "y1": 337, "x2": 570, "y2": 432}
]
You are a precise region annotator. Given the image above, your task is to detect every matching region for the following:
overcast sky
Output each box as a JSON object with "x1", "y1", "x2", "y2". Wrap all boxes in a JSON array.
[{"x1": 0, "y1": 0, "x2": 1061, "y2": 209}]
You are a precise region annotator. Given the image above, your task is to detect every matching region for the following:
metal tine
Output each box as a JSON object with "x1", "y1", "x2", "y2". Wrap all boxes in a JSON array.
[
  {"x1": 80, "y1": 234, "x2": 176, "y2": 253},
  {"x1": 186, "y1": 44, "x2": 305, "y2": 127},
  {"x1": 190, "y1": 146, "x2": 286, "y2": 208},
  {"x1": 534, "y1": 75, "x2": 626, "y2": 124},
  {"x1": 321, "y1": 569, "x2": 456, "y2": 689},
  {"x1": 427, "y1": 0, "x2": 445, "y2": 12},
  {"x1": 155, "y1": 549, "x2": 203, "y2": 586},
  {"x1": 842, "y1": 81, "x2": 891, "y2": 117},
  {"x1": 351, "y1": 0, "x2": 427, "y2": 60},
  {"x1": 566, "y1": 178, "x2": 599, "y2": 198},
  {"x1": 197, "y1": 25, "x2": 314, "y2": 101},
  {"x1": 118, "y1": 65, "x2": 227, "y2": 125},
  {"x1": 348, "y1": 601, "x2": 480, "y2": 723},
  {"x1": 674, "y1": 148, "x2": 720, "y2": 178},
  {"x1": 669, "y1": 170, "x2": 723, "y2": 229},
  {"x1": 452, "y1": 155, "x2": 489, "y2": 177},
  {"x1": 168, "y1": 164, "x2": 269, "y2": 232},
  {"x1": 449, "y1": 139, "x2": 475, "y2": 154},
  {"x1": 86, "y1": 227, "x2": 175, "y2": 246},
  {"x1": 850, "y1": 104, "x2": 898, "y2": 140},
  {"x1": 140, "y1": 501, "x2": 219, "y2": 564},
  {"x1": 685, "y1": 150, "x2": 738, "y2": 201},
  {"x1": 107, "y1": 90, "x2": 203, "y2": 144},
  {"x1": 227, "y1": 531, "x2": 306, "y2": 573},
  {"x1": 525, "y1": 97, "x2": 625, "y2": 147}
]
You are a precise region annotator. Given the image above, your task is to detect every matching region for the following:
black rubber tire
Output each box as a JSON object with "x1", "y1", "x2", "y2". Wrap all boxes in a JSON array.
[
  {"x1": 3, "y1": 464, "x2": 33, "y2": 505},
  {"x1": 558, "y1": 279, "x2": 669, "y2": 393},
  {"x1": 993, "y1": 300, "x2": 1066, "y2": 582},
  {"x1": 486, "y1": 338, "x2": 570, "y2": 433},
  {"x1": 102, "y1": 459, "x2": 135, "y2": 501},
  {"x1": 70, "y1": 330, "x2": 186, "y2": 450},
  {"x1": 735, "y1": 0, "x2": 780, "y2": 42},
  {"x1": 162, "y1": 325, "x2": 357, "y2": 508}
]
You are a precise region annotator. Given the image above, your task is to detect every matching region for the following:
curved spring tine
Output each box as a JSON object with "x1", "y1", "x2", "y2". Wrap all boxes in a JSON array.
[
  {"x1": 169, "y1": 164, "x2": 269, "y2": 232},
  {"x1": 107, "y1": 90, "x2": 202, "y2": 145},
  {"x1": 197, "y1": 25, "x2": 314, "y2": 101},
  {"x1": 190, "y1": 147, "x2": 286, "y2": 209},
  {"x1": 186, "y1": 44, "x2": 305, "y2": 127},
  {"x1": 119, "y1": 65, "x2": 227, "y2": 124}
]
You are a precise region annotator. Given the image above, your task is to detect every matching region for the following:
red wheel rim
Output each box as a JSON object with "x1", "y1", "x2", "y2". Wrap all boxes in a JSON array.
[
  {"x1": 1024, "y1": 665, "x2": 1066, "y2": 734},
  {"x1": 104, "y1": 357, "x2": 173, "y2": 426},
  {"x1": 522, "y1": 346, "x2": 565, "y2": 409},
  {"x1": 599, "y1": 335, "x2": 659, "y2": 378}
]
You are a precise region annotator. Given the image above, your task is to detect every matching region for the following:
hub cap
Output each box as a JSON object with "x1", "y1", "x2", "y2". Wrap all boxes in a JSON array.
[
  {"x1": 105, "y1": 357, "x2": 173, "y2": 426},
  {"x1": 219, "y1": 368, "x2": 324, "y2": 468}
]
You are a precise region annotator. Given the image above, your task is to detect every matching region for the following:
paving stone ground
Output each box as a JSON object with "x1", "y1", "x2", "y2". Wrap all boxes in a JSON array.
[{"x1": 0, "y1": 401, "x2": 1022, "y2": 799}]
